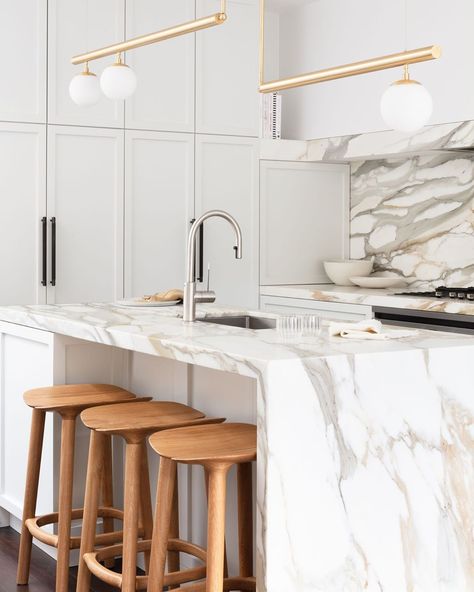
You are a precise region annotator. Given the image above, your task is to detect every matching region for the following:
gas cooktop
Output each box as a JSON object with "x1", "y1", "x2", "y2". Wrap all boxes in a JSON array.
[{"x1": 395, "y1": 286, "x2": 474, "y2": 301}]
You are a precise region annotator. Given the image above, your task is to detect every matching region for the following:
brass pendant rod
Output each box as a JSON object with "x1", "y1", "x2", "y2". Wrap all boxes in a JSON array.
[
  {"x1": 71, "y1": 12, "x2": 227, "y2": 65},
  {"x1": 259, "y1": 45, "x2": 441, "y2": 93}
]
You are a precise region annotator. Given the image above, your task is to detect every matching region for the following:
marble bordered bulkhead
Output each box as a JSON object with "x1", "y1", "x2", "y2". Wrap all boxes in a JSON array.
[{"x1": 350, "y1": 152, "x2": 474, "y2": 290}]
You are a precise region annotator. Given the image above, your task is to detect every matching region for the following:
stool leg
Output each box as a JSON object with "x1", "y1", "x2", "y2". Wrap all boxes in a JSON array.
[
  {"x1": 55, "y1": 414, "x2": 77, "y2": 592},
  {"x1": 147, "y1": 457, "x2": 177, "y2": 592},
  {"x1": 206, "y1": 465, "x2": 230, "y2": 592},
  {"x1": 167, "y1": 463, "x2": 180, "y2": 588},
  {"x1": 138, "y1": 441, "x2": 153, "y2": 573},
  {"x1": 122, "y1": 441, "x2": 142, "y2": 592},
  {"x1": 237, "y1": 462, "x2": 253, "y2": 578},
  {"x1": 17, "y1": 408, "x2": 46, "y2": 585},
  {"x1": 101, "y1": 434, "x2": 115, "y2": 569},
  {"x1": 205, "y1": 468, "x2": 229, "y2": 578},
  {"x1": 76, "y1": 430, "x2": 106, "y2": 592}
]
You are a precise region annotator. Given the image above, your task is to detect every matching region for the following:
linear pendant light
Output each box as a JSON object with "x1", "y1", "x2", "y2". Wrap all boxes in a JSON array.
[
  {"x1": 258, "y1": 0, "x2": 441, "y2": 94},
  {"x1": 69, "y1": 0, "x2": 227, "y2": 105}
]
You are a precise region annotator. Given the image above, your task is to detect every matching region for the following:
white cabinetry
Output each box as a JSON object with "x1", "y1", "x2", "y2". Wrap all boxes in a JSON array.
[
  {"x1": 260, "y1": 295, "x2": 372, "y2": 321},
  {"x1": 0, "y1": 0, "x2": 46, "y2": 123},
  {"x1": 260, "y1": 160, "x2": 350, "y2": 285},
  {"x1": 124, "y1": 130, "x2": 194, "y2": 297},
  {"x1": 195, "y1": 135, "x2": 259, "y2": 308},
  {"x1": 48, "y1": 0, "x2": 124, "y2": 128},
  {"x1": 125, "y1": 0, "x2": 195, "y2": 132},
  {"x1": 196, "y1": 0, "x2": 259, "y2": 136},
  {"x1": 0, "y1": 123, "x2": 46, "y2": 305},
  {"x1": 47, "y1": 126, "x2": 124, "y2": 303}
]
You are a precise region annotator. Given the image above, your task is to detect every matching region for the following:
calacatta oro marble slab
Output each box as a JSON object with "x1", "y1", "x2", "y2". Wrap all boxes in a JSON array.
[{"x1": 0, "y1": 302, "x2": 472, "y2": 592}]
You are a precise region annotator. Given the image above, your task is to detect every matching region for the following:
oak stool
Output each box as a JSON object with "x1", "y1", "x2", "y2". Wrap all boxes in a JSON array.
[
  {"x1": 76, "y1": 400, "x2": 224, "y2": 592},
  {"x1": 17, "y1": 383, "x2": 137, "y2": 592},
  {"x1": 147, "y1": 422, "x2": 257, "y2": 592}
]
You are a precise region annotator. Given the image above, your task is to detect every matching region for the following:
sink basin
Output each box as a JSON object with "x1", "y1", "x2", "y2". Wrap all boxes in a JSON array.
[{"x1": 197, "y1": 315, "x2": 276, "y2": 330}]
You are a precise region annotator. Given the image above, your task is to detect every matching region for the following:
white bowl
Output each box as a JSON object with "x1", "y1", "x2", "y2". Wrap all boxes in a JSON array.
[
  {"x1": 323, "y1": 259, "x2": 373, "y2": 286},
  {"x1": 350, "y1": 276, "x2": 406, "y2": 289}
]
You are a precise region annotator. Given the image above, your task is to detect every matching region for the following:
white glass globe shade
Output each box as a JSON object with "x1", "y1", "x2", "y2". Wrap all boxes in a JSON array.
[
  {"x1": 100, "y1": 63, "x2": 137, "y2": 100},
  {"x1": 69, "y1": 72, "x2": 101, "y2": 106},
  {"x1": 380, "y1": 80, "x2": 433, "y2": 133}
]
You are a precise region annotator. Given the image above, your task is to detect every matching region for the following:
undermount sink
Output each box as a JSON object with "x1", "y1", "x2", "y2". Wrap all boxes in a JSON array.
[{"x1": 197, "y1": 315, "x2": 277, "y2": 330}]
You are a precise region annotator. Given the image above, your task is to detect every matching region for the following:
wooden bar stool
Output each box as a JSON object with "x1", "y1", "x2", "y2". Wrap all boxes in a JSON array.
[
  {"x1": 147, "y1": 423, "x2": 257, "y2": 592},
  {"x1": 17, "y1": 383, "x2": 137, "y2": 592},
  {"x1": 76, "y1": 400, "x2": 225, "y2": 592}
]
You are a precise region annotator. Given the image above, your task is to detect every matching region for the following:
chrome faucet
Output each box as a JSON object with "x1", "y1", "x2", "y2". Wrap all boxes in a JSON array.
[{"x1": 183, "y1": 210, "x2": 242, "y2": 322}]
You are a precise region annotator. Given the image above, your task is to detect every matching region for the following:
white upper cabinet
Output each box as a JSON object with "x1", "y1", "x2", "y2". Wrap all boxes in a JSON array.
[
  {"x1": 48, "y1": 0, "x2": 125, "y2": 128},
  {"x1": 196, "y1": 0, "x2": 259, "y2": 137},
  {"x1": 0, "y1": 123, "x2": 46, "y2": 305},
  {"x1": 125, "y1": 0, "x2": 195, "y2": 132},
  {"x1": 260, "y1": 160, "x2": 350, "y2": 285},
  {"x1": 195, "y1": 135, "x2": 259, "y2": 308},
  {"x1": 47, "y1": 126, "x2": 124, "y2": 303},
  {"x1": 0, "y1": 1, "x2": 46, "y2": 123},
  {"x1": 124, "y1": 130, "x2": 194, "y2": 297}
]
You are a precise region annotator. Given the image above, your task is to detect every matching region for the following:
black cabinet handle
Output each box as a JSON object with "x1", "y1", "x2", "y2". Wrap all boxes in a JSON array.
[
  {"x1": 197, "y1": 223, "x2": 204, "y2": 283},
  {"x1": 190, "y1": 218, "x2": 205, "y2": 283},
  {"x1": 41, "y1": 217, "x2": 47, "y2": 286},
  {"x1": 50, "y1": 217, "x2": 56, "y2": 286}
]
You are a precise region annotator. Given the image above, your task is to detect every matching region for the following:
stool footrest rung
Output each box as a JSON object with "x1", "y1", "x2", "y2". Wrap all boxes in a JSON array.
[
  {"x1": 84, "y1": 538, "x2": 207, "y2": 590},
  {"x1": 25, "y1": 506, "x2": 127, "y2": 549}
]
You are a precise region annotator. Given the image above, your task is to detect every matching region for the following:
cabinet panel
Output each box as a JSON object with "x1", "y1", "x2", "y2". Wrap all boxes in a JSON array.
[
  {"x1": 47, "y1": 126, "x2": 124, "y2": 303},
  {"x1": 48, "y1": 0, "x2": 124, "y2": 127},
  {"x1": 124, "y1": 130, "x2": 194, "y2": 297},
  {"x1": 0, "y1": 325, "x2": 54, "y2": 521},
  {"x1": 125, "y1": 0, "x2": 195, "y2": 132},
  {"x1": 260, "y1": 160, "x2": 350, "y2": 285},
  {"x1": 196, "y1": 0, "x2": 259, "y2": 136},
  {"x1": 195, "y1": 135, "x2": 259, "y2": 308},
  {"x1": 260, "y1": 295, "x2": 372, "y2": 321},
  {"x1": 0, "y1": 123, "x2": 46, "y2": 305},
  {"x1": 0, "y1": 0, "x2": 46, "y2": 123}
]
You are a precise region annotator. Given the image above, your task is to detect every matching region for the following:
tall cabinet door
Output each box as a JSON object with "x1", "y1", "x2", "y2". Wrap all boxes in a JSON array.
[
  {"x1": 196, "y1": 0, "x2": 259, "y2": 136},
  {"x1": 124, "y1": 130, "x2": 194, "y2": 297},
  {"x1": 125, "y1": 0, "x2": 195, "y2": 132},
  {"x1": 47, "y1": 126, "x2": 124, "y2": 304},
  {"x1": 195, "y1": 135, "x2": 259, "y2": 308},
  {"x1": 0, "y1": 123, "x2": 46, "y2": 305},
  {"x1": 48, "y1": 0, "x2": 125, "y2": 128},
  {"x1": 0, "y1": 0, "x2": 46, "y2": 123}
]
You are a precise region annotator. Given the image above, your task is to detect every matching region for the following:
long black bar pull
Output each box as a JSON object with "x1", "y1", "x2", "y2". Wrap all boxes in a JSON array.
[
  {"x1": 50, "y1": 217, "x2": 56, "y2": 286},
  {"x1": 190, "y1": 219, "x2": 205, "y2": 283},
  {"x1": 41, "y1": 217, "x2": 47, "y2": 286}
]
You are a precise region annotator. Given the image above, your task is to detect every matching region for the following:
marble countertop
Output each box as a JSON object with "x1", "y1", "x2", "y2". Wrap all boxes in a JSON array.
[
  {"x1": 0, "y1": 302, "x2": 472, "y2": 369},
  {"x1": 260, "y1": 283, "x2": 474, "y2": 315},
  {"x1": 0, "y1": 301, "x2": 473, "y2": 591}
]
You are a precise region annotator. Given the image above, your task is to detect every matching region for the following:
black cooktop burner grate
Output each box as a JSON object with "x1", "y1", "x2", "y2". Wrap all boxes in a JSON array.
[{"x1": 395, "y1": 286, "x2": 474, "y2": 300}]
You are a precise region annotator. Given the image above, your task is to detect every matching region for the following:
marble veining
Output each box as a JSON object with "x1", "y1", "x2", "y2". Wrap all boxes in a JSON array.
[
  {"x1": 350, "y1": 153, "x2": 474, "y2": 289},
  {"x1": 0, "y1": 302, "x2": 473, "y2": 591}
]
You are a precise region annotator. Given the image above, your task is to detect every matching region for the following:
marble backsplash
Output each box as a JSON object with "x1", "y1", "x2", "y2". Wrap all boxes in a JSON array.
[{"x1": 350, "y1": 153, "x2": 474, "y2": 289}]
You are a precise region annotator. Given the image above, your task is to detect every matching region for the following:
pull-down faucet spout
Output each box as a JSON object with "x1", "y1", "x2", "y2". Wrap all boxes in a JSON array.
[{"x1": 183, "y1": 210, "x2": 242, "y2": 322}]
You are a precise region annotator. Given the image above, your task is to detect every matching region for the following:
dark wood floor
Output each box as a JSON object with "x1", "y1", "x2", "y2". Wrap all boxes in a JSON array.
[{"x1": 0, "y1": 527, "x2": 116, "y2": 592}]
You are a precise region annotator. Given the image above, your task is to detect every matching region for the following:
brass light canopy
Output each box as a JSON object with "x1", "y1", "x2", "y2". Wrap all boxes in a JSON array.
[
  {"x1": 71, "y1": 0, "x2": 227, "y2": 66},
  {"x1": 258, "y1": 0, "x2": 441, "y2": 93}
]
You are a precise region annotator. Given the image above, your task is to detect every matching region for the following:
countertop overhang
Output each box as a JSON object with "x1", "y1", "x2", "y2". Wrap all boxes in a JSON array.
[{"x1": 0, "y1": 302, "x2": 472, "y2": 374}]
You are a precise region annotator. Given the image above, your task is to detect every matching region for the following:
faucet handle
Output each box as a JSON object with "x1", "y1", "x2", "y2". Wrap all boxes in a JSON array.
[{"x1": 195, "y1": 290, "x2": 216, "y2": 304}]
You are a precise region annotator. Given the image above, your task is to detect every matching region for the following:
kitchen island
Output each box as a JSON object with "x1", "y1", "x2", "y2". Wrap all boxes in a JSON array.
[{"x1": 0, "y1": 302, "x2": 472, "y2": 592}]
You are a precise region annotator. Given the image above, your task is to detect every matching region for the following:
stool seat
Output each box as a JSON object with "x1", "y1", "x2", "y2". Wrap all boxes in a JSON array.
[
  {"x1": 23, "y1": 384, "x2": 135, "y2": 411},
  {"x1": 81, "y1": 401, "x2": 219, "y2": 437},
  {"x1": 149, "y1": 423, "x2": 257, "y2": 465}
]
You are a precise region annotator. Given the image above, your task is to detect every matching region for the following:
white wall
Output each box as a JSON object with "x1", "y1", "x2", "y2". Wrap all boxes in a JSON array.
[{"x1": 278, "y1": 0, "x2": 474, "y2": 139}]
